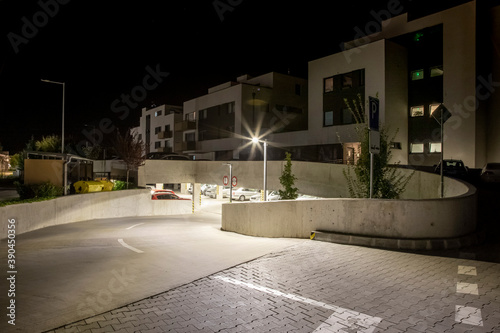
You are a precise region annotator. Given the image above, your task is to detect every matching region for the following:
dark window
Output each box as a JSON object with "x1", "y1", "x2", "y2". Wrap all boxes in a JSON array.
[{"x1": 295, "y1": 84, "x2": 301, "y2": 96}]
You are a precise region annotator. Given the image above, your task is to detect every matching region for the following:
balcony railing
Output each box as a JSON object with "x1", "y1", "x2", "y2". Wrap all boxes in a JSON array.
[
  {"x1": 157, "y1": 147, "x2": 172, "y2": 153},
  {"x1": 158, "y1": 130, "x2": 173, "y2": 139},
  {"x1": 174, "y1": 120, "x2": 196, "y2": 131}
]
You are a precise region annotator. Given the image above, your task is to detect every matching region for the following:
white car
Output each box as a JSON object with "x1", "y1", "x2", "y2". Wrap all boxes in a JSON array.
[
  {"x1": 250, "y1": 191, "x2": 281, "y2": 201},
  {"x1": 232, "y1": 188, "x2": 260, "y2": 201}
]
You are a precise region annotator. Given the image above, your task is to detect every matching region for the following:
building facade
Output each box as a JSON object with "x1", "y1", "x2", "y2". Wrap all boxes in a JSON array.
[
  {"x1": 134, "y1": 104, "x2": 183, "y2": 155},
  {"x1": 182, "y1": 72, "x2": 308, "y2": 161}
]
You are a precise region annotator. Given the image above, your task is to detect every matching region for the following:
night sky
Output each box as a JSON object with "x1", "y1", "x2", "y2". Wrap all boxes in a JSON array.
[{"x1": 0, "y1": 0, "x2": 410, "y2": 153}]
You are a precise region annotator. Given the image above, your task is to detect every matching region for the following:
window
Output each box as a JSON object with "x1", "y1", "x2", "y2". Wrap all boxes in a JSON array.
[
  {"x1": 410, "y1": 143, "x2": 424, "y2": 153},
  {"x1": 411, "y1": 69, "x2": 424, "y2": 81},
  {"x1": 429, "y1": 142, "x2": 441, "y2": 153},
  {"x1": 295, "y1": 84, "x2": 301, "y2": 96},
  {"x1": 429, "y1": 104, "x2": 440, "y2": 115},
  {"x1": 342, "y1": 108, "x2": 354, "y2": 125},
  {"x1": 430, "y1": 65, "x2": 443, "y2": 77},
  {"x1": 165, "y1": 125, "x2": 170, "y2": 132},
  {"x1": 410, "y1": 106, "x2": 424, "y2": 117},
  {"x1": 155, "y1": 141, "x2": 161, "y2": 149},
  {"x1": 202, "y1": 109, "x2": 207, "y2": 119},
  {"x1": 185, "y1": 132, "x2": 195, "y2": 142},
  {"x1": 228, "y1": 102, "x2": 234, "y2": 114},
  {"x1": 390, "y1": 142, "x2": 402, "y2": 149},
  {"x1": 155, "y1": 126, "x2": 161, "y2": 134},
  {"x1": 342, "y1": 73, "x2": 353, "y2": 88},
  {"x1": 324, "y1": 77, "x2": 333, "y2": 93},
  {"x1": 324, "y1": 111, "x2": 334, "y2": 126},
  {"x1": 155, "y1": 110, "x2": 162, "y2": 117}
]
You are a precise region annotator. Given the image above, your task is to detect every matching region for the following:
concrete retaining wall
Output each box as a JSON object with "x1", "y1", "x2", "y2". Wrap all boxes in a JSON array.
[
  {"x1": 221, "y1": 178, "x2": 477, "y2": 240},
  {"x1": 0, "y1": 189, "x2": 191, "y2": 238}
]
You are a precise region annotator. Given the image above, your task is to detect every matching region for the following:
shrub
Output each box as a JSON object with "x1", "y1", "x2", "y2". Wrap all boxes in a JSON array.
[
  {"x1": 14, "y1": 181, "x2": 63, "y2": 200},
  {"x1": 112, "y1": 180, "x2": 135, "y2": 191}
]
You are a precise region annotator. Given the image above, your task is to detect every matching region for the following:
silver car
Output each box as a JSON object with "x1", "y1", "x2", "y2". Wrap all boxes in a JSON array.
[
  {"x1": 232, "y1": 188, "x2": 260, "y2": 201},
  {"x1": 250, "y1": 191, "x2": 281, "y2": 201}
]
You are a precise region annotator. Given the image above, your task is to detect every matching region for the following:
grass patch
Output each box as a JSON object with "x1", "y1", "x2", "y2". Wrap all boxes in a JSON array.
[{"x1": 0, "y1": 196, "x2": 57, "y2": 207}]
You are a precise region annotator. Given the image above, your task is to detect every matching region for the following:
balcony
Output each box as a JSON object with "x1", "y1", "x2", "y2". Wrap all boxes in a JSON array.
[
  {"x1": 157, "y1": 147, "x2": 172, "y2": 153},
  {"x1": 158, "y1": 130, "x2": 173, "y2": 139},
  {"x1": 174, "y1": 141, "x2": 197, "y2": 152},
  {"x1": 174, "y1": 120, "x2": 196, "y2": 131}
]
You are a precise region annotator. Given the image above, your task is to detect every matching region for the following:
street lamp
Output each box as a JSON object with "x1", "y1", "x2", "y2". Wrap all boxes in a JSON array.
[
  {"x1": 41, "y1": 79, "x2": 66, "y2": 154},
  {"x1": 252, "y1": 137, "x2": 268, "y2": 201}
]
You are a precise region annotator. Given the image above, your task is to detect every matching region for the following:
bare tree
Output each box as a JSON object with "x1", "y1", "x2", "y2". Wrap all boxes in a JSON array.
[{"x1": 112, "y1": 129, "x2": 146, "y2": 188}]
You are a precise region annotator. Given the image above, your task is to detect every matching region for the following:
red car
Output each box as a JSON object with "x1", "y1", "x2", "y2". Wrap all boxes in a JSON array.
[{"x1": 151, "y1": 192, "x2": 190, "y2": 200}]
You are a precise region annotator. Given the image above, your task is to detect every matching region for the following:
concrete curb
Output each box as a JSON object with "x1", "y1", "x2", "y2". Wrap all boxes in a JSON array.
[{"x1": 310, "y1": 230, "x2": 486, "y2": 251}]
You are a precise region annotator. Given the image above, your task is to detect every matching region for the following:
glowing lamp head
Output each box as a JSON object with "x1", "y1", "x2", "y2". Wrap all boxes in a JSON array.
[{"x1": 252, "y1": 137, "x2": 259, "y2": 144}]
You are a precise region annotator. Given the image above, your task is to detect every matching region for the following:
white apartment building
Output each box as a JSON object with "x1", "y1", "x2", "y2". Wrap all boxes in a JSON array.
[{"x1": 134, "y1": 104, "x2": 183, "y2": 155}]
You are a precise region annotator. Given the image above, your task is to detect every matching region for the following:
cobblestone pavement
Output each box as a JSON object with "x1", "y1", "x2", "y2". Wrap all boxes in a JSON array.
[{"x1": 45, "y1": 241, "x2": 500, "y2": 333}]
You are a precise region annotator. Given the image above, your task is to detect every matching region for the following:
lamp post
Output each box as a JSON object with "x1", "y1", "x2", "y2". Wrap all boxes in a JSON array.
[
  {"x1": 223, "y1": 163, "x2": 233, "y2": 203},
  {"x1": 41, "y1": 79, "x2": 65, "y2": 153},
  {"x1": 431, "y1": 103, "x2": 451, "y2": 198},
  {"x1": 252, "y1": 137, "x2": 268, "y2": 201}
]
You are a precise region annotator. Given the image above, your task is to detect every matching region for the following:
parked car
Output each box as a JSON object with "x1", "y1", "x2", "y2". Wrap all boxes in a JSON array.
[
  {"x1": 222, "y1": 186, "x2": 231, "y2": 198},
  {"x1": 146, "y1": 152, "x2": 191, "y2": 160},
  {"x1": 151, "y1": 188, "x2": 175, "y2": 195},
  {"x1": 202, "y1": 184, "x2": 216, "y2": 196},
  {"x1": 250, "y1": 191, "x2": 281, "y2": 201},
  {"x1": 151, "y1": 192, "x2": 190, "y2": 200},
  {"x1": 206, "y1": 186, "x2": 218, "y2": 198},
  {"x1": 434, "y1": 159, "x2": 468, "y2": 179},
  {"x1": 480, "y1": 163, "x2": 500, "y2": 183},
  {"x1": 232, "y1": 188, "x2": 260, "y2": 201}
]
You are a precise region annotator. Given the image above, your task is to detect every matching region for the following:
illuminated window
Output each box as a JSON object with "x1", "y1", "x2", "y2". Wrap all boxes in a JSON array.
[
  {"x1": 430, "y1": 66, "x2": 443, "y2": 77},
  {"x1": 411, "y1": 106, "x2": 424, "y2": 117},
  {"x1": 430, "y1": 143, "x2": 441, "y2": 153},
  {"x1": 411, "y1": 69, "x2": 424, "y2": 81},
  {"x1": 429, "y1": 104, "x2": 440, "y2": 115},
  {"x1": 324, "y1": 77, "x2": 333, "y2": 93},
  {"x1": 155, "y1": 110, "x2": 162, "y2": 117},
  {"x1": 410, "y1": 143, "x2": 424, "y2": 153}
]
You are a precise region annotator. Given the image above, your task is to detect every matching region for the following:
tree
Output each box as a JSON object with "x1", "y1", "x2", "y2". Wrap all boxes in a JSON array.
[
  {"x1": 278, "y1": 152, "x2": 299, "y2": 200},
  {"x1": 342, "y1": 95, "x2": 414, "y2": 199},
  {"x1": 111, "y1": 129, "x2": 146, "y2": 188},
  {"x1": 35, "y1": 135, "x2": 62, "y2": 152},
  {"x1": 81, "y1": 144, "x2": 102, "y2": 160}
]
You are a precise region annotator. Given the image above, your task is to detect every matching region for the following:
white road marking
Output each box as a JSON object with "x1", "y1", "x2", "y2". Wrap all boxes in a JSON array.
[
  {"x1": 456, "y1": 282, "x2": 479, "y2": 295},
  {"x1": 118, "y1": 239, "x2": 144, "y2": 253},
  {"x1": 458, "y1": 265, "x2": 477, "y2": 276},
  {"x1": 126, "y1": 223, "x2": 145, "y2": 230},
  {"x1": 455, "y1": 305, "x2": 483, "y2": 326},
  {"x1": 214, "y1": 276, "x2": 382, "y2": 333}
]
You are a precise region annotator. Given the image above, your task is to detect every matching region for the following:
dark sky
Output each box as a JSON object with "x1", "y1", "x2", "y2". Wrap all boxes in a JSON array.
[{"x1": 0, "y1": 0, "x2": 409, "y2": 153}]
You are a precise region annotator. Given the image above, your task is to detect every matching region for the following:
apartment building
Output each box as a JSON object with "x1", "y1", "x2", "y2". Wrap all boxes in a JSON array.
[
  {"x1": 133, "y1": 1, "x2": 499, "y2": 168},
  {"x1": 134, "y1": 104, "x2": 183, "y2": 155},
  {"x1": 181, "y1": 72, "x2": 308, "y2": 161}
]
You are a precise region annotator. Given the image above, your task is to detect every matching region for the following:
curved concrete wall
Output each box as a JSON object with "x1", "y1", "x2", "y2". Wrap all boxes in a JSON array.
[
  {"x1": 221, "y1": 186, "x2": 477, "y2": 239},
  {"x1": 0, "y1": 189, "x2": 191, "y2": 238}
]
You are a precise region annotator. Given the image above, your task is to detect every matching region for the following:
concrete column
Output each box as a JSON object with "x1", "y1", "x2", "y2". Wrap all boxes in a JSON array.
[
  {"x1": 180, "y1": 183, "x2": 190, "y2": 194},
  {"x1": 216, "y1": 185, "x2": 223, "y2": 200},
  {"x1": 192, "y1": 183, "x2": 201, "y2": 209}
]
